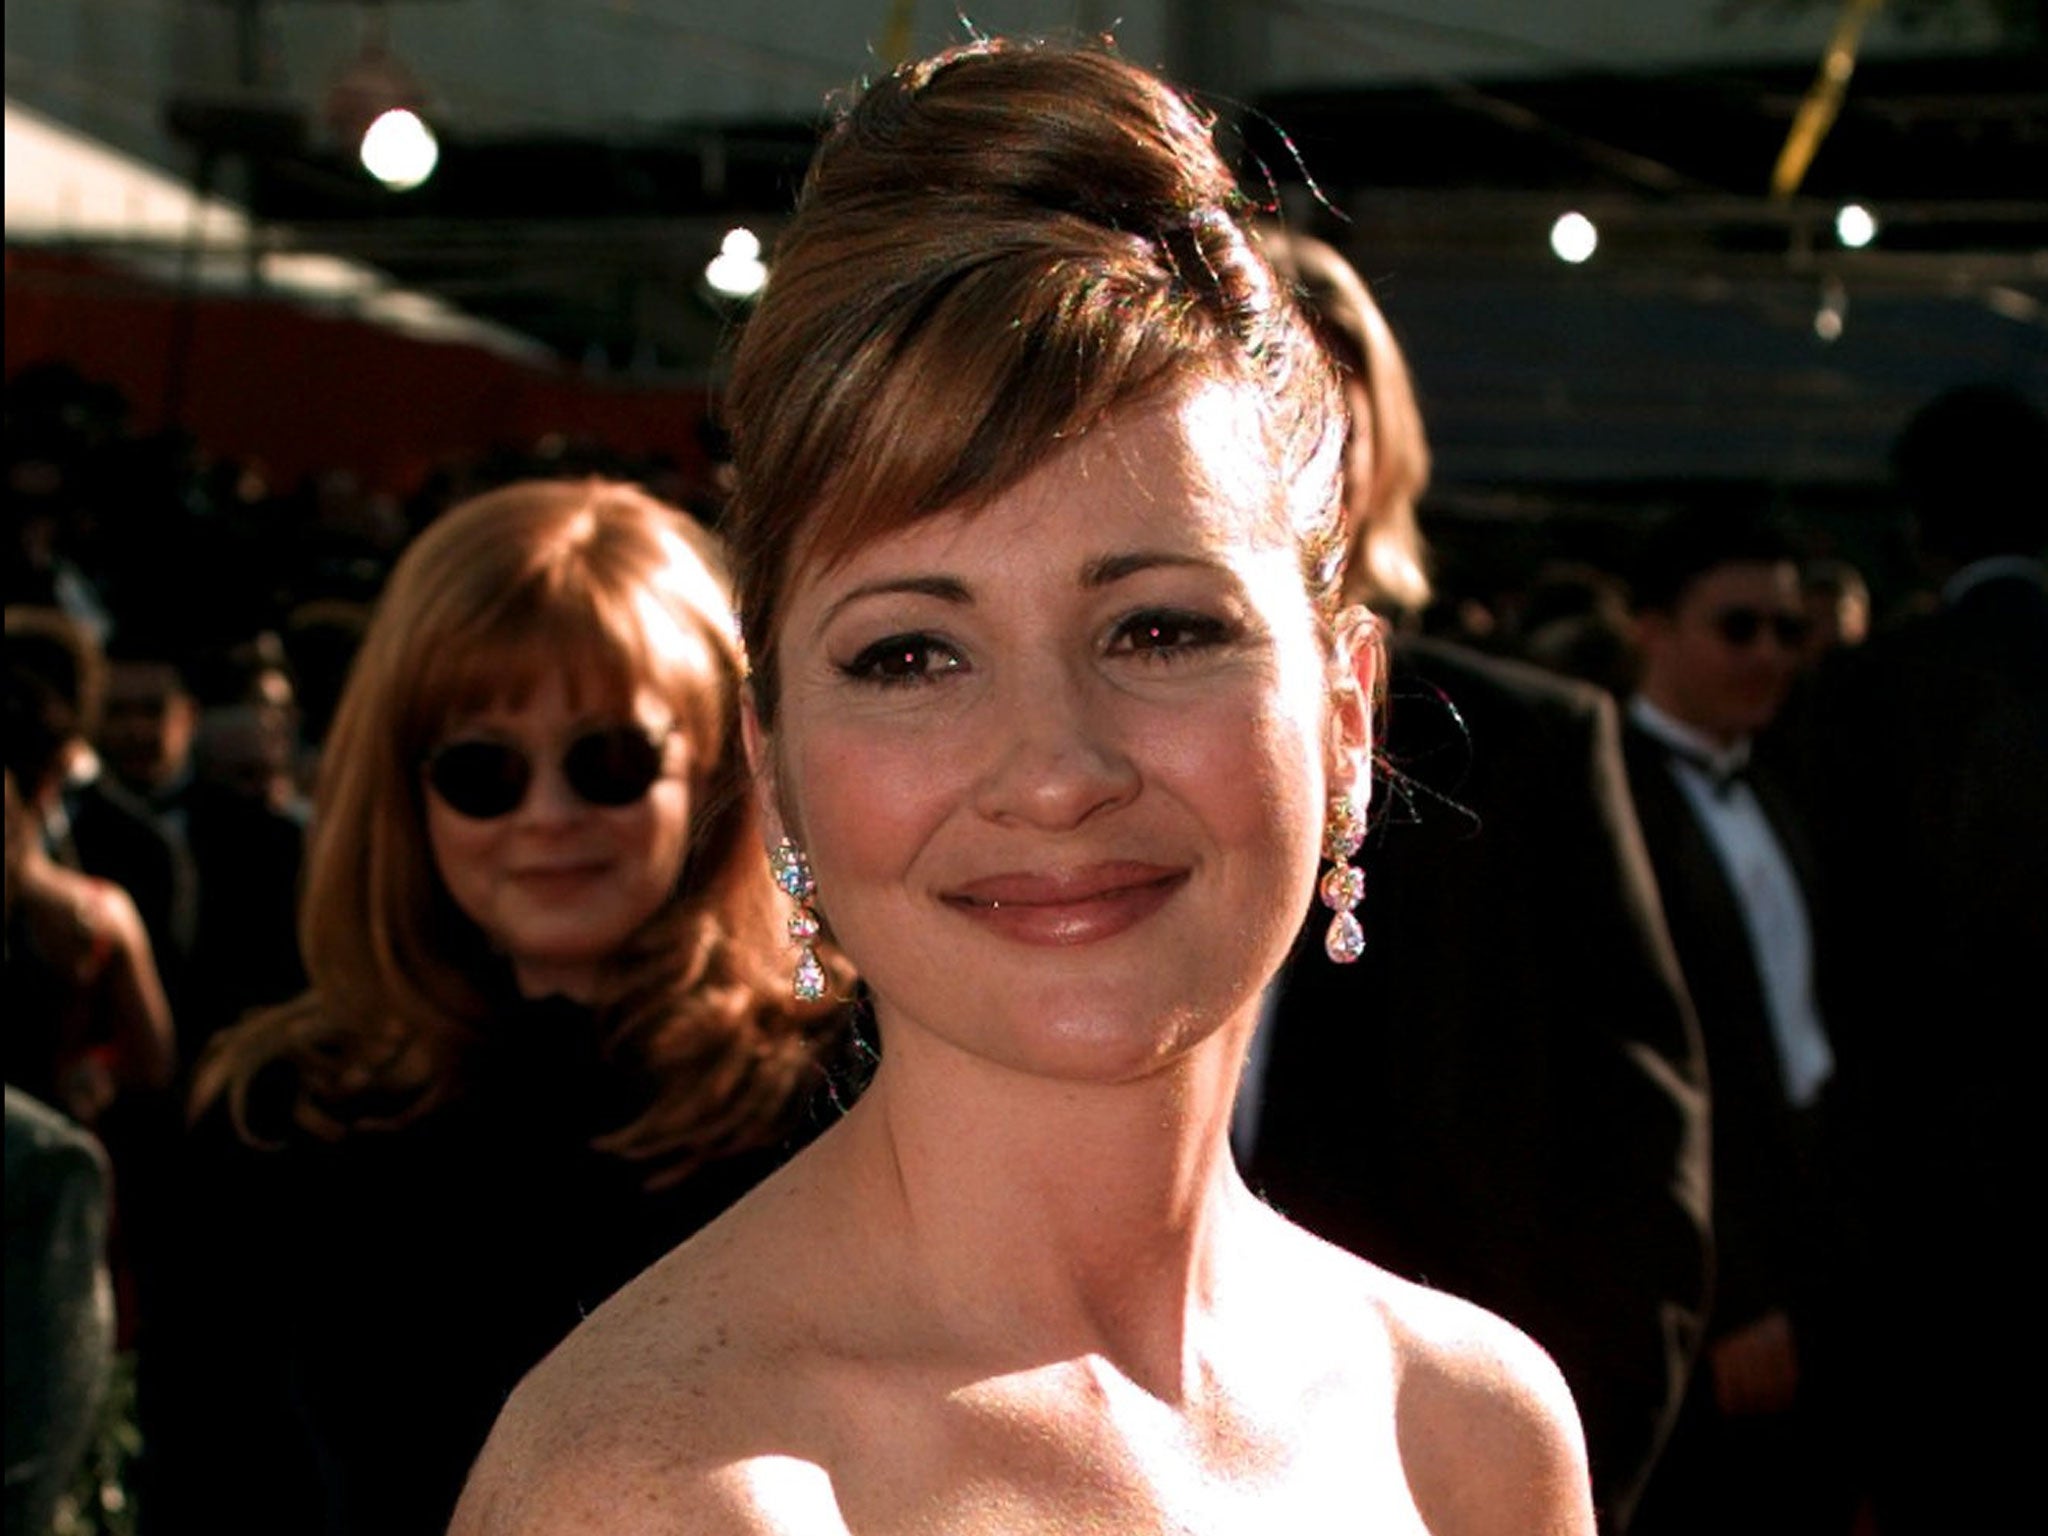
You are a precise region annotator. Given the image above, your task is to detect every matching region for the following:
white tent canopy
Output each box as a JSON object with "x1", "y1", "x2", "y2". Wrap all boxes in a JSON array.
[{"x1": 4, "y1": 96, "x2": 547, "y2": 360}]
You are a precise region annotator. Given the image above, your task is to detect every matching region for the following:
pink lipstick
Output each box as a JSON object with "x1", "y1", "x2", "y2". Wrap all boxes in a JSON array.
[{"x1": 942, "y1": 863, "x2": 1187, "y2": 946}]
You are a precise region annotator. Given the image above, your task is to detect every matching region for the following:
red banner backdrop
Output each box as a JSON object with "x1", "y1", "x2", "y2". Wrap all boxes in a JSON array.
[{"x1": 5, "y1": 248, "x2": 714, "y2": 498}]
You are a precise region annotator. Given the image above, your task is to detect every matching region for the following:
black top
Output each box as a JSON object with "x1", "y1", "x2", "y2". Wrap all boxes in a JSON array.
[{"x1": 142, "y1": 994, "x2": 855, "y2": 1536}]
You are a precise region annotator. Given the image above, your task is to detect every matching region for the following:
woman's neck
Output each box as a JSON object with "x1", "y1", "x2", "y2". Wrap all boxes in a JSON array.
[{"x1": 829, "y1": 1016, "x2": 1265, "y2": 1402}]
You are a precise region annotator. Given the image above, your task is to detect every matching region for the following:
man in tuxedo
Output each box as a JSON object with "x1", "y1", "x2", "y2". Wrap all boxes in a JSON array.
[
  {"x1": 1808, "y1": 381, "x2": 2047, "y2": 1533},
  {"x1": 1242, "y1": 232, "x2": 1711, "y2": 1533},
  {"x1": 98, "y1": 629, "x2": 309, "y2": 1055},
  {"x1": 1619, "y1": 507, "x2": 1857, "y2": 1536}
]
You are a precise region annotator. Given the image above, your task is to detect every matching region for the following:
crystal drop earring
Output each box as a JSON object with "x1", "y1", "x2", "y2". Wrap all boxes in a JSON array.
[
  {"x1": 1320, "y1": 793, "x2": 1367, "y2": 964},
  {"x1": 770, "y1": 837, "x2": 828, "y2": 1002}
]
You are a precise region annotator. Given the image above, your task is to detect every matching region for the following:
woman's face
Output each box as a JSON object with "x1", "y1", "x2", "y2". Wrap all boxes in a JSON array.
[
  {"x1": 424, "y1": 662, "x2": 700, "y2": 1002},
  {"x1": 760, "y1": 383, "x2": 1371, "y2": 1081}
]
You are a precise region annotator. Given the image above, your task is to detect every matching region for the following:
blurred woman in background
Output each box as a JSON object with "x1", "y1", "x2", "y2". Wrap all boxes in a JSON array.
[
  {"x1": 4, "y1": 764, "x2": 175, "y2": 1135},
  {"x1": 146, "y1": 479, "x2": 850, "y2": 1536}
]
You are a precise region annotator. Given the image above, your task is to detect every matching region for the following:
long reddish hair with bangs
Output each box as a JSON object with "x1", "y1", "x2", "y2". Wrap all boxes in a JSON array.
[
  {"x1": 195, "y1": 478, "x2": 843, "y2": 1182},
  {"x1": 722, "y1": 37, "x2": 1353, "y2": 724}
]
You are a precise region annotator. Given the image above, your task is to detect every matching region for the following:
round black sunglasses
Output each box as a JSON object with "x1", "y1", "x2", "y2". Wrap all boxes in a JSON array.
[{"x1": 423, "y1": 724, "x2": 672, "y2": 820}]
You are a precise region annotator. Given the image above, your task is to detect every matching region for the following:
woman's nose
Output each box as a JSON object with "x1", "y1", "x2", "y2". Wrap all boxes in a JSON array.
[
  {"x1": 970, "y1": 664, "x2": 1141, "y2": 831},
  {"x1": 515, "y1": 755, "x2": 586, "y2": 824}
]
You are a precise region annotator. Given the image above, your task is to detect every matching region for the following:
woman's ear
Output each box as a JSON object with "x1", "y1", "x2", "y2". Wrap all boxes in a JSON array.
[
  {"x1": 1327, "y1": 604, "x2": 1380, "y2": 812},
  {"x1": 739, "y1": 686, "x2": 789, "y2": 847}
]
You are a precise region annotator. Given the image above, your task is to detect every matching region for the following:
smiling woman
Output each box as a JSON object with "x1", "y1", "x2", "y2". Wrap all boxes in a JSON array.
[
  {"x1": 145, "y1": 479, "x2": 851, "y2": 1536},
  {"x1": 453, "y1": 38, "x2": 1595, "y2": 1536},
  {"x1": 768, "y1": 387, "x2": 1337, "y2": 1083}
]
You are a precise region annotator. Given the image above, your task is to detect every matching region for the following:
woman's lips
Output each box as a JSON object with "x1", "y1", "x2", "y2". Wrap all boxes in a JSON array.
[
  {"x1": 942, "y1": 864, "x2": 1188, "y2": 946},
  {"x1": 508, "y1": 861, "x2": 611, "y2": 892}
]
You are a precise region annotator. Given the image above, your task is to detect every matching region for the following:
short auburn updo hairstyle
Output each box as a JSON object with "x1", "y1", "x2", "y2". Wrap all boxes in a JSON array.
[{"x1": 721, "y1": 36, "x2": 1351, "y2": 725}]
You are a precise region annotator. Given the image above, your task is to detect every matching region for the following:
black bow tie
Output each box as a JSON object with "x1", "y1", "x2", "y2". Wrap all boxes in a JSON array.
[{"x1": 1661, "y1": 740, "x2": 1750, "y2": 799}]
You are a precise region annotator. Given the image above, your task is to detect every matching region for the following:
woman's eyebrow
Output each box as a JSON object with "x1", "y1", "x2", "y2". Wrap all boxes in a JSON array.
[
  {"x1": 818, "y1": 551, "x2": 1223, "y2": 630},
  {"x1": 1082, "y1": 550, "x2": 1219, "y2": 588},
  {"x1": 819, "y1": 574, "x2": 971, "y2": 630}
]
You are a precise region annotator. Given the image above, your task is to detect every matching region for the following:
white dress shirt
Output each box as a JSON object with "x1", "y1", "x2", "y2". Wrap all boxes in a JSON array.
[{"x1": 1629, "y1": 697, "x2": 1834, "y2": 1108}]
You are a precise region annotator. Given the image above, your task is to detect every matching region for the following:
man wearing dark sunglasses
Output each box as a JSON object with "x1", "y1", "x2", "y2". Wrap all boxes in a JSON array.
[{"x1": 1622, "y1": 506, "x2": 1856, "y2": 1536}]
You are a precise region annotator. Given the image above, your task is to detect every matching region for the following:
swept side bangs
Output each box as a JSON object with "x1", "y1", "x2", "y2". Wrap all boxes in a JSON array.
[
  {"x1": 734, "y1": 230, "x2": 1262, "y2": 713},
  {"x1": 811, "y1": 257, "x2": 1200, "y2": 565}
]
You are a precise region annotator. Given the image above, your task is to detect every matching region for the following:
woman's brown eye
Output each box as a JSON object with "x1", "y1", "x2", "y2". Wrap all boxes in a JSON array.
[
  {"x1": 1113, "y1": 611, "x2": 1229, "y2": 656},
  {"x1": 842, "y1": 634, "x2": 963, "y2": 685}
]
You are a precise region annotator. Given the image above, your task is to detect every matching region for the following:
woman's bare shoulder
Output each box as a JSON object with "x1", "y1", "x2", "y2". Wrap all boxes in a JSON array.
[
  {"x1": 1377, "y1": 1274, "x2": 1595, "y2": 1536},
  {"x1": 450, "y1": 1190, "x2": 851, "y2": 1535},
  {"x1": 452, "y1": 1436, "x2": 849, "y2": 1536},
  {"x1": 451, "y1": 1430, "x2": 849, "y2": 1536},
  {"x1": 450, "y1": 1257, "x2": 848, "y2": 1533},
  {"x1": 18, "y1": 862, "x2": 136, "y2": 973}
]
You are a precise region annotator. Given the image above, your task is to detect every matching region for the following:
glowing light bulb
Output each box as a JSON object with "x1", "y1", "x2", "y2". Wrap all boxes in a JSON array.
[
  {"x1": 1814, "y1": 278, "x2": 1847, "y2": 343},
  {"x1": 1550, "y1": 211, "x2": 1598, "y2": 264},
  {"x1": 360, "y1": 108, "x2": 438, "y2": 191},
  {"x1": 705, "y1": 226, "x2": 768, "y2": 299},
  {"x1": 1834, "y1": 203, "x2": 1877, "y2": 249}
]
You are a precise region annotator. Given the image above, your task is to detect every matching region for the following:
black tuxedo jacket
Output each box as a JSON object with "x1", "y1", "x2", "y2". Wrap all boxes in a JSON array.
[
  {"x1": 1250, "y1": 637, "x2": 1710, "y2": 1532},
  {"x1": 1811, "y1": 571, "x2": 2047, "y2": 1230},
  {"x1": 1619, "y1": 721, "x2": 1838, "y2": 1339},
  {"x1": 1802, "y1": 569, "x2": 2048, "y2": 1529}
]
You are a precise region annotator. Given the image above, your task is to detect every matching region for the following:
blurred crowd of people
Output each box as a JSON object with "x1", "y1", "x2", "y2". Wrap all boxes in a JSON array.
[
  {"x1": 6, "y1": 253, "x2": 2044, "y2": 1536},
  {"x1": 5, "y1": 362, "x2": 742, "y2": 1535}
]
